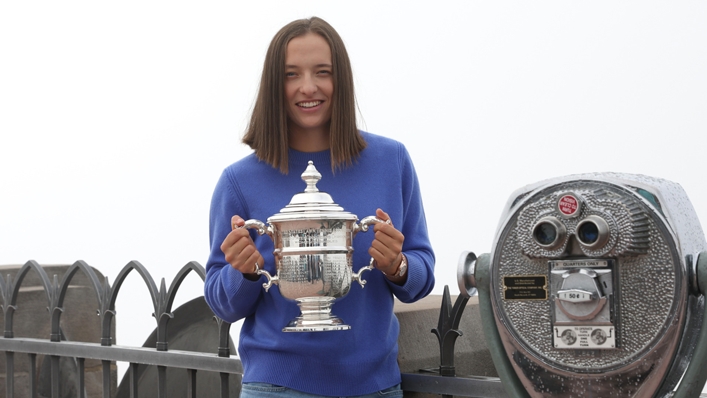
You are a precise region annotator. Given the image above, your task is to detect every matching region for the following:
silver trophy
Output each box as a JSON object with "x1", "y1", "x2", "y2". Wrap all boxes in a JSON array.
[{"x1": 242, "y1": 161, "x2": 385, "y2": 332}]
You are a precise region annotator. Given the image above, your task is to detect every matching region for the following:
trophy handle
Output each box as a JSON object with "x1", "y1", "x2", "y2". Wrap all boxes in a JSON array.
[
  {"x1": 240, "y1": 219, "x2": 277, "y2": 291},
  {"x1": 353, "y1": 216, "x2": 389, "y2": 236},
  {"x1": 242, "y1": 219, "x2": 273, "y2": 238},
  {"x1": 353, "y1": 258, "x2": 376, "y2": 288},
  {"x1": 257, "y1": 268, "x2": 278, "y2": 292},
  {"x1": 352, "y1": 216, "x2": 389, "y2": 287}
]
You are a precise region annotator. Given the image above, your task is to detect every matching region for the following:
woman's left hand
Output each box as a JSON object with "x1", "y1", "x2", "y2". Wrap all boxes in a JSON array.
[{"x1": 369, "y1": 208, "x2": 406, "y2": 280}]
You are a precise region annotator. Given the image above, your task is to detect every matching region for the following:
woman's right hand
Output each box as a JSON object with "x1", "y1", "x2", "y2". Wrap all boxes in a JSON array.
[{"x1": 221, "y1": 215, "x2": 265, "y2": 278}]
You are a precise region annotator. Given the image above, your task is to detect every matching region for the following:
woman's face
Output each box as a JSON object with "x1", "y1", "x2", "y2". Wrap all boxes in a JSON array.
[{"x1": 284, "y1": 33, "x2": 334, "y2": 139}]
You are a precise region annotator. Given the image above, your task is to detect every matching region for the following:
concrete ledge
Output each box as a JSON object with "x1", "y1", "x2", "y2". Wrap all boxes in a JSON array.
[
  {"x1": 395, "y1": 294, "x2": 497, "y2": 378},
  {"x1": 395, "y1": 294, "x2": 499, "y2": 398}
]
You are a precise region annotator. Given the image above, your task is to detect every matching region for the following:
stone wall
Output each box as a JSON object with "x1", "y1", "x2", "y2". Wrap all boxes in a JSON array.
[{"x1": 0, "y1": 264, "x2": 117, "y2": 398}]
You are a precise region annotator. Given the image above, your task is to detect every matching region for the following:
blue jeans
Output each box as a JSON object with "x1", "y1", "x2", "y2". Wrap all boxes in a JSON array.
[{"x1": 240, "y1": 382, "x2": 403, "y2": 398}]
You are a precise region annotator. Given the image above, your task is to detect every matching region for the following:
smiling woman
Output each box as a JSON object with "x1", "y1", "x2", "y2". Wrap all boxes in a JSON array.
[
  {"x1": 202, "y1": 16, "x2": 436, "y2": 398},
  {"x1": 241, "y1": 17, "x2": 364, "y2": 175}
]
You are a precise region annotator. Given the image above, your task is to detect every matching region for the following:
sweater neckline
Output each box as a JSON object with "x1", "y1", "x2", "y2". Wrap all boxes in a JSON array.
[{"x1": 289, "y1": 148, "x2": 331, "y2": 172}]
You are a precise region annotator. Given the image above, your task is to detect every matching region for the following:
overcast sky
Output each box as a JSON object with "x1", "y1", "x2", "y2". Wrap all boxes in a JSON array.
[{"x1": 2, "y1": 0, "x2": 706, "y2": 383}]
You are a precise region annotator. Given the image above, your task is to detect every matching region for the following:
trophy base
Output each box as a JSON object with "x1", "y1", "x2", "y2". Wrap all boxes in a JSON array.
[{"x1": 283, "y1": 297, "x2": 351, "y2": 332}]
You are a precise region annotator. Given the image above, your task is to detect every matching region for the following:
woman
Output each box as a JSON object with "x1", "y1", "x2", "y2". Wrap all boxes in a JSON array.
[{"x1": 204, "y1": 16, "x2": 435, "y2": 397}]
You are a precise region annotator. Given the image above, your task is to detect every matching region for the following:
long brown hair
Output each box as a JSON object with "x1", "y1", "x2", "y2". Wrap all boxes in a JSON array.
[{"x1": 242, "y1": 17, "x2": 366, "y2": 174}]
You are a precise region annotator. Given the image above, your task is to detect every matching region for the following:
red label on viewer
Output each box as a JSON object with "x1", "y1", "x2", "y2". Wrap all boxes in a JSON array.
[{"x1": 558, "y1": 195, "x2": 579, "y2": 216}]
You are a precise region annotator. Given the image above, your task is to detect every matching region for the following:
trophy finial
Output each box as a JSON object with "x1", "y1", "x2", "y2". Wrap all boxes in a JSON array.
[{"x1": 302, "y1": 161, "x2": 322, "y2": 193}]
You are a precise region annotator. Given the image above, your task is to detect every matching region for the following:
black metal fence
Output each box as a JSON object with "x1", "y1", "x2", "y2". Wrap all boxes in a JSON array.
[
  {"x1": 0, "y1": 260, "x2": 239, "y2": 397},
  {"x1": 0, "y1": 260, "x2": 505, "y2": 398}
]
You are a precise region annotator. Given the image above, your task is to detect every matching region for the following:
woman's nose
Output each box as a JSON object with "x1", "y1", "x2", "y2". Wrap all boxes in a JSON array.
[{"x1": 299, "y1": 74, "x2": 318, "y2": 95}]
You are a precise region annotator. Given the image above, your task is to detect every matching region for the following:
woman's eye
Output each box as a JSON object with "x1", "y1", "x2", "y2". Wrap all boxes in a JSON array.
[
  {"x1": 317, "y1": 70, "x2": 331, "y2": 75},
  {"x1": 285, "y1": 72, "x2": 297, "y2": 77}
]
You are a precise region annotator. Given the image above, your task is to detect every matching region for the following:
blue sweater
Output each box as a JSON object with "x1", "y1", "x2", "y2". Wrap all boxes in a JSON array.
[{"x1": 204, "y1": 131, "x2": 435, "y2": 396}]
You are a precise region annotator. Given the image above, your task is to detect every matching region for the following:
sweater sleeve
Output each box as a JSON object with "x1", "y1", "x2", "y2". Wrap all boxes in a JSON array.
[
  {"x1": 387, "y1": 144, "x2": 436, "y2": 302},
  {"x1": 203, "y1": 168, "x2": 264, "y2": 322}
]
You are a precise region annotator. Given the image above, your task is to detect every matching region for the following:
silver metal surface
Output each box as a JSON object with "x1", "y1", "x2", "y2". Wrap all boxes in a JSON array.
[
  {"x1": 471, "y1": 173, "x2": 707, "y2": 397},
  {"x1": 244, "y1": 161, "x2": 385, "y2": 332},
  {"x1": 457, "y1": 251, "x2": 478, "y2": 298}
]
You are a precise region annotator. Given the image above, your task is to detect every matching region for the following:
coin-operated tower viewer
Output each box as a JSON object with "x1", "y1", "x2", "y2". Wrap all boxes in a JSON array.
[{"x1": 458, "y1": 173, "x2": 707, "y2": 398}]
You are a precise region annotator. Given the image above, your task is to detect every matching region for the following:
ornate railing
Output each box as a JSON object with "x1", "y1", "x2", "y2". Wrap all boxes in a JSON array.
[
  {"x1": 0, "y1": 260, "x2": 505, "y2": 398},
  {"x1": 0, "y1": 260, "x2": 237, "y2": 398}
]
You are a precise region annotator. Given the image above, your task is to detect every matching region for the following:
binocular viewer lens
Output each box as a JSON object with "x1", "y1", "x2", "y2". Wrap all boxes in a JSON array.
[
  {"x1": 532, "y1": 215, "x2": 610, "y2": 251},
  {"x1": 577, "y1": 220, "x2": 599, "y2": 244},
  {"x1": 576, "y1": 215, "x2": 610, "y2": 249},
  {"x1": 532, "y1": 217, "x2": 567, "y2": 250},
  {"x1": 534, "y1": 221, "x2": 558, "y2": 246}
]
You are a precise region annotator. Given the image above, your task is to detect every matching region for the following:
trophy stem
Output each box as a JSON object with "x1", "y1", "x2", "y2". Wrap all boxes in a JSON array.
[{"x1": 283, "y1": 297, "x2": 351, "y2": 332}]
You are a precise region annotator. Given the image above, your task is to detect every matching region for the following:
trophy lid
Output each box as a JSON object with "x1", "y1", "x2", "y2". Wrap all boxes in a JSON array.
[{"x1": 268, "y1": 161, "x2": 358, "y2": 222}]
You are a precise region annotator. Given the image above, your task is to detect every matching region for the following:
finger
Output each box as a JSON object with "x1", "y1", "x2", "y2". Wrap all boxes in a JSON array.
[
  {"x1": 231, "y1": 215, "x2": 245, "y2": 230},
  {"x1": 225, "y1": 242, "x2": 251, "y2": 266},
  {"x1": 368, "y1": 246, "x2": 389, "y2": 269},
  {"x1": 376, "y1": 208, "x2": 393, "y2": 227},
  {"x1": 373, "y1": 226, "x2": 405, "y2": 249},
  {"x1": 220, "y1": 227, "x2": 251, "y2": 250},
  {"x1": 239, "y1": 247, "x2": 265, "y2": 274},
  {"x1": 370, "y1": 239, "x2": 401, "y2": 264},
  {"x1": 230, "y1": 245, "x2": 260, "y2": 273},
  {"x1": 372, "y1": 232, "x2": 402, "y2": 253},
  {"x1": 368, "y1": 246, "x2": 399, "y2": 274},
  {"x1": 373, "y1": 220, "x2": 397, "y2": 235},
  {"x1": 242, "y1": 250, "x2": 263, "y2": 274},
  {"x1": 221, "y1": 230, "x2": 259, "y2": 271}
]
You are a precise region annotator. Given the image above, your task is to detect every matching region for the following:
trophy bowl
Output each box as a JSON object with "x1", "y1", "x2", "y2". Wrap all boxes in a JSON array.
[{"x1": 242, "y1": 161, "x2": 385, "y2": 332}]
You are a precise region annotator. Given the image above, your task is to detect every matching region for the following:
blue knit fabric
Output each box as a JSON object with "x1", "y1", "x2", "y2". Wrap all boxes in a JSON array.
[{"x1": 204, "y1": 131, "x2": 435, "y2": 396}]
